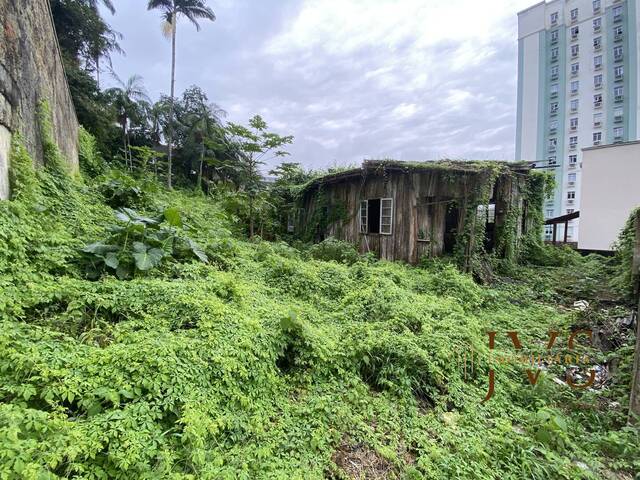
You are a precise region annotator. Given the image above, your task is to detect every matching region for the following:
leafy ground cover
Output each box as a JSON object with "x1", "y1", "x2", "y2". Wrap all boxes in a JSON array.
[{"x1": 0, "y1": 132, "x2": 638, "y2": 479}]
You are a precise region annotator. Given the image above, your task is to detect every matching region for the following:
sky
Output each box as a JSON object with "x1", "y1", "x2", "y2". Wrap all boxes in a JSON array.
[{"x1": 101, "y1": 0, "x2": 535, "y2": 171}]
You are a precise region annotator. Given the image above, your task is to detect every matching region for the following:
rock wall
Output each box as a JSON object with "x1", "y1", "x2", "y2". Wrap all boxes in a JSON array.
[{"x1": 0, "y1": 0, "x2": 79, "y2": 199}]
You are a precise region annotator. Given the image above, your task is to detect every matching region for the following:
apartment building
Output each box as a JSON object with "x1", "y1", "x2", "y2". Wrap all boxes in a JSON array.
[{"x1": 516, "y1": 0, "x2": 640, "y2": 242}]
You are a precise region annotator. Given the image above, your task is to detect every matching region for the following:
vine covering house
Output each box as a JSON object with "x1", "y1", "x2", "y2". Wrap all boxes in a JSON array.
[{"x1": 297, "y1": 159, "x2": 541, "y2": 269}]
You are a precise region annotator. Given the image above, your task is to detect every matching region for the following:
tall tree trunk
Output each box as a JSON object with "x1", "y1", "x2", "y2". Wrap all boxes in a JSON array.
[
  {"x1": 95, "y1": 55, "x2": 100, "y2": 89},
  {"x1": 197, "y1": 141, "x2": 205, "y2": 192},
  {"x1": 167, "y1": 13, "x2": 177, "y2": 189},
  {"x1": 249, "y1": 196, "x2": 254, "y2": 238}
]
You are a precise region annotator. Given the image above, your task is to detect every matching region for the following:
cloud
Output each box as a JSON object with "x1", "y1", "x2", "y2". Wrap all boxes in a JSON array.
[{"x1": 104, "y1": 0, "x2": 535, "y2": 171}]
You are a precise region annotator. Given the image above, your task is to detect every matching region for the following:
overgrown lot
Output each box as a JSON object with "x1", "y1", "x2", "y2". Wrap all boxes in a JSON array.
[{"x1": 0, "y1": 130, "x2": 638, "y2": 479}]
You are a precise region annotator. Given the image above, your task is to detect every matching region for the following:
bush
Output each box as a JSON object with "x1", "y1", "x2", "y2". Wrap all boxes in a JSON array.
[{"x1": 308, "y1": 237, "x2": 360, "y2": 264}]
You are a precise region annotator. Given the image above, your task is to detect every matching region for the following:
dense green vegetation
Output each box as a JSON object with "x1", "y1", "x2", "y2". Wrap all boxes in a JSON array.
[{"x1": 0, "y1": 115, "x2": 638, "y2": 478}]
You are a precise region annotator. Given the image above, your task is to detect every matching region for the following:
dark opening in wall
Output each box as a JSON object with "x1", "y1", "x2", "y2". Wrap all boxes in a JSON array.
[
  {"x1": 367, "y1": 198, "x2": 381, "y2": 234},
  {"x1": 444, "y1": 204, "x2": 460, "y2": 254}
]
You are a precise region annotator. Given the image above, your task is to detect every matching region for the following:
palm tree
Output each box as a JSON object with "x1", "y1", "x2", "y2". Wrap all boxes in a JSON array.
[
  {"x1": 83, "y1": 0, "x2": 118, "y2": 87},
  {"x1": 185, "y1": 102, "x2": 225, "y2": 191},
  {"x1": 147, "y1": 0, "x2": 216, "y2": 189},
  {"x1": 105, "y1": 75, "x2": 150, "y2": 168}
]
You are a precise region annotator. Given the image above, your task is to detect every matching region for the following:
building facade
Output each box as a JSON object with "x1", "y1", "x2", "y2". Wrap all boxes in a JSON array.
[
  {"x1": 579, "y1": 140, "x2": 640, "y2": 250},
  {"x1": 516, "y1": 0, "x2": 640, "y2": 241}
]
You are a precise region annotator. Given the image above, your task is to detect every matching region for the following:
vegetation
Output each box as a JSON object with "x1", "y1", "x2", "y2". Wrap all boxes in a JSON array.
[{"x1": 0, "y1": 115, "x2": 638, "y2": 478}]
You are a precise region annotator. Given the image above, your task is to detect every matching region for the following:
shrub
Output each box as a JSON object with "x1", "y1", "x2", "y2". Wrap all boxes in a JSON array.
[{"x1": 308, "y1": 237, "x2": 360, "y2": 264}]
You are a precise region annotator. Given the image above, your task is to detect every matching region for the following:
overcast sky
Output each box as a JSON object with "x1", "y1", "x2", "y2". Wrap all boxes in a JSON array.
[{"x1": 101, "y1": 0, "x2": 534, "y2": 171}]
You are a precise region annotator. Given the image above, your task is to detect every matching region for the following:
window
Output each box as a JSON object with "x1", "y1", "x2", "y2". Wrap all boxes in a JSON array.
[
  {"x1": 594, "y1": 55, "x2": 603, "y2": 69},
  {"x1": 548, "y1": 155, "x2": 557, "y2": 165},
  {"x1": 567, "y1": 209, "x2": 575, "y2": 214},
  {"x1": 614, "y1": 126, "x2": 624, "y2": 139},
  {"x1": 614, "y1": 25, "x2": 623, "y2": 39},
  {"x1": 546, "y1": 209, "x2": 554, "y2": 217},
  {"x1": 614, "y1": 85, "x2": 623, "y2": 101},
  {"x1": 551, "y1": 30, "x2": 559, "y2": 43},
  {"x1": 380, "y1": 198, "x2": 393, "y2": 235},
  {"x1": 550, "y1": 102, "x2": 559, "y2": 114},
  {"x1": 593, "y1": 0, "x2": 600, "y2": 12},
  {"x1": 613, "y1": 5, "x2": 623, "y2": 21},
  {"x1": 593, "y1": 37, "x2": 601, "y2": 50},
  {"x1": 615, "y1": 65, "x2": 624, "y2": 79},
  {"x1": 571, "y1": 62, "x2": 579, "y2": 75},
  {"x1": 593, "y1": 17, "x2": 601, "y2": 32},
  {"x1": 570, "y1": 80, "x2": 579, "y2": 94},
  {"x1": 359, "y1": 198, "x2": 393, "y2": 235},
  {"x1": 551, "y1": 12, "x2": 559, "y2": 24},
  {"x1": 569, "y1": 136, "x2": 578, "y2": 148},
  {"x1": 567, "y1": 191, "x2": 576, "y2": 200},
  {"x1": 550, "y1": 83, "x2": 559, "y2": 96},
  {"x1": 614, "y1": 46, "x2": 623, "y2": 61},
  {"x1": 545, "y1": 225, "x2": 553, "y2": 238},
  {"x1": 549, "y1": 138, "x2": 557, "y2": 150},
  {"x1": 593, "y1": 93, "x2": 603, "y2": 107},
  {"x1": 549, "y1": 119, "x2": 558, "y2": 131},
  {"x1": 569, "y1": 154, "x2": 577, "y2": 164},
  {"x1": 571, "y1": 26, "x2": 579, "y2": 39},
  {"x1": 593, "y1": 112, "x2": 602, "y2": 126},
  {"x1": 551, "y1": 65, "x2": 559, "y2": 79},
  {"x1": 593, "y1": 132, "x2": 602, "y2": 144},
  {"x1": 571, "y1": 44, "x2": 579, "y2": 57},
  {"x1": 594, "y1": 74, "x2": 603, "y2": 88},
  {"x1": 570, "y1": 117, "x2": 578, "y2": 130},
  {"x1": 570, "y1": 99, "x2": 579, "y2": 112},
  {"x1": 551, "y1": 47, "x2": 559, "y2": 61},
  {"x1": 614, "y1": 106, "x2": 623, "y2": 120},
  {"x1": 568, "y1": 173, "x2": 577, "y2": 182},
  {"x1": 359, "y1": 200, "x2": 368, "y2": 233},
  {"x1": 570, "y1": 8, "x2": 578, "y2": 22}
]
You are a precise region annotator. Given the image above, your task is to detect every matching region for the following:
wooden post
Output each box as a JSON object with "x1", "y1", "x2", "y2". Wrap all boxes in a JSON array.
[
  {"x1": 564, "y1": 220, "x2": 569, "y2": 243},
  {"x1": 629, "y1": 212, "x2": 640, "y2": 422},
  {"x1": 552, "y1": 223, "x2": 557, "y2": 245}
]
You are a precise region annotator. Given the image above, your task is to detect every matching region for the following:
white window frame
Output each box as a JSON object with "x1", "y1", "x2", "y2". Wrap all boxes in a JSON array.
[
  {"x1": 569, "y1": 155, "x2": 577, "y2": 164},
  {"x1": 570, "y1": 8, "x2": 578, "y2": 21},
  {"x1": 614, "y1": 127, "x2": 624, "y2": 138},
  {"x1": 593, "y1": 18, "x2": 601, "y2": 31},
  {"x1": 380, "y1": 198, "x2": 393, "y2": 235},
  {"x1": 570, "y1": 80, "x2": 579, "y2": 93},
  {"x1": 359, "y1": 200, "x2": 368, "y2": 233}
]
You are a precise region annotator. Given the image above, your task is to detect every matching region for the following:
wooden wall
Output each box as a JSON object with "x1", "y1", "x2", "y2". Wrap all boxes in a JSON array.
[{"x1": 299, "y1": 167, "x2": 529, "y2": 264}]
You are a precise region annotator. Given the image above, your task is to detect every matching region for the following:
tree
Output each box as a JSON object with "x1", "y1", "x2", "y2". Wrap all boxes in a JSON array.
[
  {"x1": 104, "y1": 75, "x2": 151, "y2": 168},
  {"x1": 226, "y1": 115, "x2": 294, "y2": 237},
  {"x1": 147, "y1": 0, "x2": 216, "y2": 189}
]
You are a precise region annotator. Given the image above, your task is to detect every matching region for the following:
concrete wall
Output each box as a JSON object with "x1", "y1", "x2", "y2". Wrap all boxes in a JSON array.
[
  {"x1": 579, "y1": 141, "x2": 640, "y2": 251},
  {"x1": 0, "y1": 0, "x2": 79, "y2": 199}
]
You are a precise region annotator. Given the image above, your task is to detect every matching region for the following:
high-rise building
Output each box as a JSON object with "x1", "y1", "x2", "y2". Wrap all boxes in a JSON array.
[{"x1": 516, "y1": 0, "x2": 639, "y2": 242}]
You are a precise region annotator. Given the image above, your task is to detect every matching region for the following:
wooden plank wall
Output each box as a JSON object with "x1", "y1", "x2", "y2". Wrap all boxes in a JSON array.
[{"x1": 300, "y1": 168, "x2": 528, "y2": 265}]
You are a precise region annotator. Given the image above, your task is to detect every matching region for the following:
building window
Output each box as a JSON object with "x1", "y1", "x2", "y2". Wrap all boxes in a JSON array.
[
  {"x1": 594, "y1": 74, "x2": 603, "y2": 88},
  {"x1": 550, "y1": 102, "x2": 559, "y2": 114},
  {"x1": 568, "y1": 173, "x2": 577, "y2": 183},
  {"x1": 551, "y1": 30, "x2": 559, "y2": 43},
  {"x1": 614, "y1": 85, "x2": 624, "y2": 101},
  {"x1": 593, "y1": 36, "x2": 601, "y2": 50},
  {"x1": 570, "y1": 117, "x2": 578, "y2": 130},
  {"x1": 593, "y1": 17, "x2": 601, "y2": 32},
  {"x1": 614, "y1": 46, "x2": 623, "y2": 61},
  {"x1": 614, "y1": 126, "x2": 624, "y2": 139},
  {"x1": 593, "y1": 132, "x2": 602, "y2": 144},
  {"x1": 551, "y1": 65, "x2": 559, "y2": 79},
  {"x1": 593, "y1": 0, "x2": 601, "y2": 12},
  {"x1": 550, "y1": 83, "x2": 559, "y2": 96},
  {"x1": 546, "y1": 209, "x2": 554, "y2": 217},
  {"x1": 567, "y1": 191, "x2": 576, "y2": 200},
  {"x1": 615, "y1": 65, "x2": 624, "y2": 80},
  {"x1": 551, "y1": 47, "x2": 559, "y2": 61},
  {"x1": 593, "y1": 112, "x2": 602, "y2": 126},
  {"x1": 569, "y1": 136, "x2": 578, "y2": 148},
  {"x1": 594, "y1": 55, "x2": 603, "y2": 69},
  {"x1": 571, "y1": 26, "x2": 579, "y2": 39},
  {"x1": 549, "y1": 119, "x2": 558, "y2": 131},
  {"x1": 551, "y1": 12, "x2": 559, "y2": 24},
  {"x1": 570, "y1": 8, "x2": 578, "y2": 22},
  {"x1": 567, "y1": 209, "x2": 575, "y2": 214},
  {"x1": 570, "y1": 99, "x2": 579, "y2": 112},
  {"x1": 614, "y1": 25, "x2": 623, "y2": 40},
  {"x1": 549, "y1": 138, "x2": 558, "y2": 150},
  {"x1": 548, "y1": 155, "x2": 557, "y2": 165},
  {"x1": 360, "y1": 198, "x2": 393, "y2": 235},
  {"x1": 613, "y1": 5, "x2": 623, "y2": 21},
  {"x1": 359, "y1": 200, "x2": 368, "y2": 233},
  {"x1": 569, "y1": 154, "x2": 577, "y2": 164},
  {"x1": 570, "y1": 80, "x2": 579, "y2": 94},
  {"x1": 593, "y1": 93, "x2": 603, "y2": 107},
  {"x1": 571, "y1": 62, "x2": 579, "y2": 75},
  {"x1": 571, "y1": 44, "x2": 579, "y2": 58},
  {"x1": 614, "y1": 106, "x2": 623, "y2": 120}
]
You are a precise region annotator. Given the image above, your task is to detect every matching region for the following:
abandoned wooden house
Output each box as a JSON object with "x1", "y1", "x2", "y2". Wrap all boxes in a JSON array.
[{"x1": 297, "y1": 160, "x2": 536, "y2": 266}]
